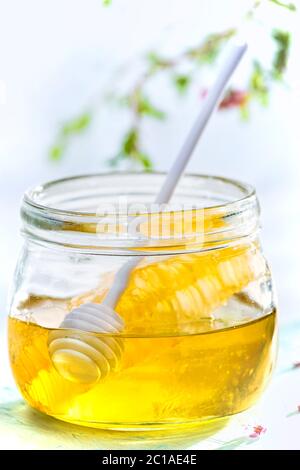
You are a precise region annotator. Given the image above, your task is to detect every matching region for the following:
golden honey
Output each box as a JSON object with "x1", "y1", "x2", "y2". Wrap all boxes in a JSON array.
[
  {"x1": 8, "y1": 244, "x2": 277, "y2": 429},
  {"x1": 9, "y1": 311, "x2": 276, "y2": 429}
]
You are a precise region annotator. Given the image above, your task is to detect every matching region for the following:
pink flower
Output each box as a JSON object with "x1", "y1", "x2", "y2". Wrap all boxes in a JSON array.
[
  {"x1": 219, "y1": 89, "x2": 248, "y2": 110},
  {"x1": 249, "y1": 425, "x2": 267, "y2": 438}
]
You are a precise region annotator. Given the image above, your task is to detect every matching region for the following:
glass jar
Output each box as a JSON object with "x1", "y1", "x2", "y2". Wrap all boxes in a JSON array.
[{"x1": 8, "y1": 173, "x2": 277, "y2": 431}]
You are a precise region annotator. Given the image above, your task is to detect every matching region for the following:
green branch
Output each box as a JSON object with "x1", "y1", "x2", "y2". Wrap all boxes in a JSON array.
[
  {"x1": 50, "y1": 0, "x2": 295, "y2": 169},
  {"x1": 272, "y1": 29, "x2": 291, "y2": 79},
  {"x1": 49, "y1": 112, "x2": 92, "y2": 162},
  {"x1": 269, "y1": 0, "x2": 296, "y2": 11}
]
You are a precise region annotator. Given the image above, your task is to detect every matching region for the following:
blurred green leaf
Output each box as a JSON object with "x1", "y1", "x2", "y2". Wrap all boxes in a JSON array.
[
  {"x1": 122, "y1": 128, "x2": 139, "y2": 154},
  {"x1": 62, "y1": 113, "x2": 92, "y2": 136},
  {"x1": 103, "y1": 0, "x2": 112, "y2": 6},
  {"x1": 173, "y1": 74, "x2": 191, "y2": 94},
  {"x1": 49, "y1": 144, "x2": 65, "y2": 162},
  {"x1": 250, "y1": 61, "x2": 269, "y2": 106},
  {"x1": 109, "y1": 127, "x2": 154, "y2": 170},
  {"x1": 272, "y1": 29, "x2": 291, "y2": 79},
  {"x1": 269, "y1": 0, "x2": 296, "y2": 11},
  {"x1": 49, "y1": 112, "x2": 92, "y2": 162},
  {"x1": 135, "y1": 152, "x2": 153, "y2": 170},
  {"x1": 136, "y1": 94, "x2": 166, "y2": 120}
]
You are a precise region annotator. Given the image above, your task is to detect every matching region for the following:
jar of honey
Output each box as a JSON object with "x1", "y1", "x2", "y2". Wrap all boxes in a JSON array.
[{"x1": 8, "y1": 173, "x2": 277, "y2": 430}]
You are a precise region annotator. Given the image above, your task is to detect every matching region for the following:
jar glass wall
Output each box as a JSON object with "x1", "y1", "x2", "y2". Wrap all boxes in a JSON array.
[{"x1": 8, "y1": 173, "x2": 277, "y2": 430}]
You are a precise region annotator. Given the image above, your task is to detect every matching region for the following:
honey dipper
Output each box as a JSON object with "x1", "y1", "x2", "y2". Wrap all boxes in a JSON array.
[{"x1": 48, "y1": 42, "x2": 247, "y2": 384}]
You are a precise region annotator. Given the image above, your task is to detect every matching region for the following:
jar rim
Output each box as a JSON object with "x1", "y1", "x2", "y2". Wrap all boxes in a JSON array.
[
  {"x1": 21, "y1": 172, "x2": 259, "y2": 254},
  {"x1": 24, "y1": 171, "x2": 256, "y2": 216}
]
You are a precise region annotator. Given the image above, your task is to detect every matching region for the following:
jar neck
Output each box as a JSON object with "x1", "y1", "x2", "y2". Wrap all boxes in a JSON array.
[{"x1": 21, "y1": 173, "x2": 260, "y2": 255}]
